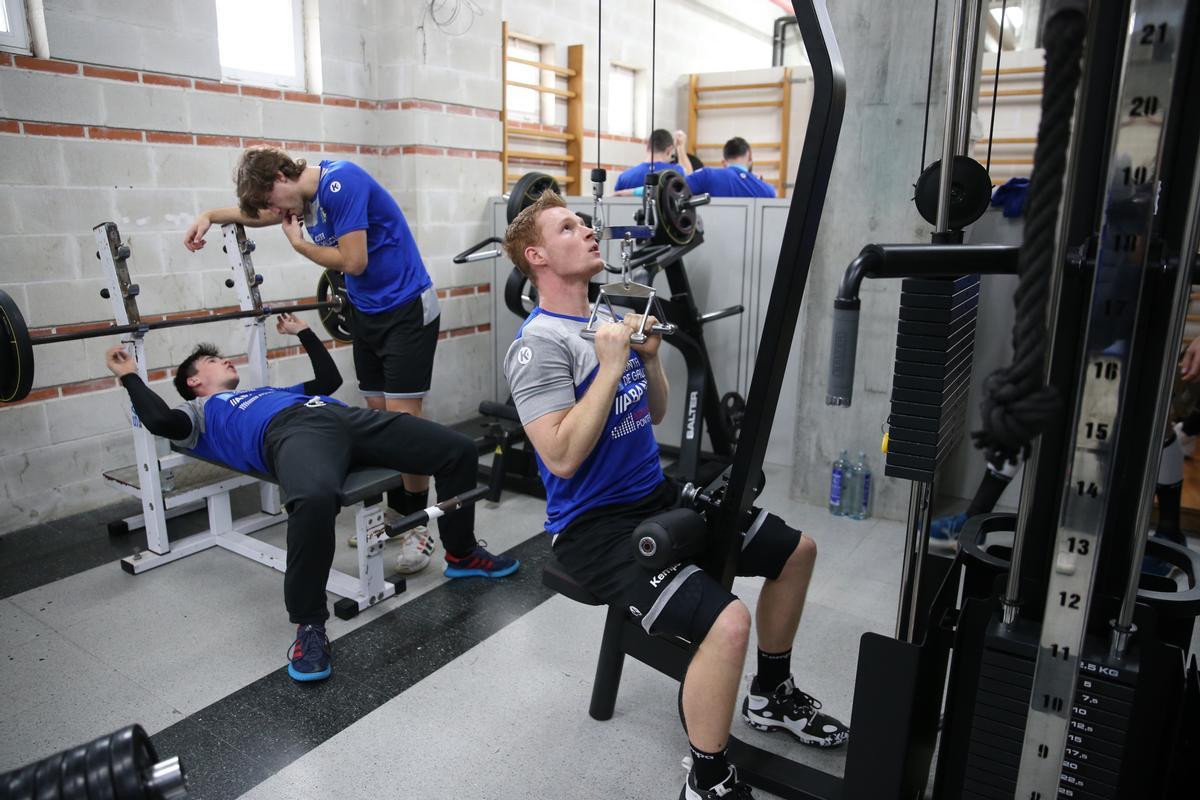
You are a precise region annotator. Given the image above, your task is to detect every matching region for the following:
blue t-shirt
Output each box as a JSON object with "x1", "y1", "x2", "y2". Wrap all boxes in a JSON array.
[
  {"x1": 615, "y1": 161, "x2": 687, "y2": 192},
  {"x1": 503, "y1": 308, "x2": 664, "y2": 533},
  {"x1": 178, "y1": 386, "x2": 347, "y2": 474},
  {"x1": 686, "y1": 164, "x2": 777, "y2": 198},
  {"x1": 304, "y1": 160, "x2": 431, "y2": 315}
]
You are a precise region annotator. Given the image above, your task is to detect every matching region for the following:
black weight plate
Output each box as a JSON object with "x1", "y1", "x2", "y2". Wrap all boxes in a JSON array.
[
  {"x1": 33, "y1": 752, "x2": 64, "y2": 800},
  {"x1": 5, "y1": 763, "x2": 39, "y2": 799},
  {"x1": 108, "y1": 726, "x2": 152, "y2": 800},
  {"x1": 84, "y1": 736, "x2": 115, "y2": 800},
  {"x1": 58, "y1": 746, "x2": 89, "y2": 800},
  {"x1": 657, "y1": 172, "x2": 696, "y2": 246},
  {"x1": 0, "y1": 288, "x2": 35, "y2": 404},
  {"x1": 316, "y1": 270, "x2": 354, "y2": 343},
  {"x1": 720, "y1": 391, "x2": 746, "y2": 443},
  {"x1": 506, "y1": 172, "x2": 561, "y2": 224},
  {"x1": 913, "y1": 156, "x2": 993, "y2": 230},
  {"x1": 504, "y1": 268, "x2": 536, "y2": 319}
]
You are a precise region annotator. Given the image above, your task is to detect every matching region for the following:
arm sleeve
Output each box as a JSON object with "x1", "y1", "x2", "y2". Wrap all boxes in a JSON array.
[
  {"x1": 297, "y1": 328, "x2": 343, "y2": 395},
  {"x1": 119, "y1": 374, "x2": 194, "y2": 441},
  {"x1": 325, "y1": 164, "x2": 370, "y2": 238},
  {"x1": 685, "y1": 170, "x2": 709, "y2": 195},
  {"x1": 503, "y1": 333, "x2": 578, "y2": 426}
]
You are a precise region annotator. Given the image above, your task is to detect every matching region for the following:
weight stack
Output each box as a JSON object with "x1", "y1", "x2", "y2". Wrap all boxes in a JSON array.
[
  {"x1": 885, "y1": 275, "x2": 980, "y2": 482},
  {"x1": 945, "y1": 615, "x2": 1182, "y2": 800}
]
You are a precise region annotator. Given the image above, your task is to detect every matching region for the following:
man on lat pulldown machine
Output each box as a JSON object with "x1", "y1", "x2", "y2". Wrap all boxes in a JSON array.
[
  {"x1": 502, "y1": 192, "x2": 847, "y2": 800},
  {"x1": 104, "y1": 312, "x2": 517, "y2": 683}
]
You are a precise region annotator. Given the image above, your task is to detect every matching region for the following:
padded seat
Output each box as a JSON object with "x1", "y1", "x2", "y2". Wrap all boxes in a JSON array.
[
  {"x1": 171, "y1": 446, "x2": 405, "y2": 508},
  {"x1": 542, "y1": 556, "x2": 604, "y2": 606}
]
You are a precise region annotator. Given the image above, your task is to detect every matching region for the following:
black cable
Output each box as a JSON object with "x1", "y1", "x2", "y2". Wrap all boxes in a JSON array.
[
  {"x1": 597, "y1": 0, "x2": 602, "y2": 169},
  {"x1": 919, "y1": 0, "x2": 940, "y2": 174},
  {"x1": 973, "y1": 10, "x2": 1086, "y2": 463},
  {"x1": 985, "y1": 0, "x2": 1007, "y2": 173},
  {"x1": 649, "y1": 0, "x2": 656, "y2": 173}
]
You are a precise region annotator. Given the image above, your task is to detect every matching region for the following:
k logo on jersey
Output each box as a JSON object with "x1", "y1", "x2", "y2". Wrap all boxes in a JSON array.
[
  {"x1": 517, "y1": 346, "x2": 533, "y2": 365},
  {"x1": 329, "y1": 181, "x2": 342, "y2": 193}
]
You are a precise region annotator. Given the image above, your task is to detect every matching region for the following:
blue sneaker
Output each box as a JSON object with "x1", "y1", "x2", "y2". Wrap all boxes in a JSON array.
[
  {"x1": 288, "y1": 624, "x2": 331, "y2": 682},
  {"x1": 444, "y1": 542, "x2": 520, "y2": 579},
  {"x1": 929, "y1": 513, "x2": 968, "y2": 552}
]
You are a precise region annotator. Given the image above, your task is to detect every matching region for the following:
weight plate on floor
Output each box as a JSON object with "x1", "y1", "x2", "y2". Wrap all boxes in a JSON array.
[
  {"x1": 59, "y1": 745, "x2": 90, "y2": 800},
  {"x1": 84, "y1": 736, "x2": 116, "y2": 800}
]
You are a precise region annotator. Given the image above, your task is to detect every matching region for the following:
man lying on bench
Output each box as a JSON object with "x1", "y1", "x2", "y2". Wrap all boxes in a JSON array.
[
  {"x1": 502, "y1": 192, "x2": 846, "y2": 800},
  {"x1": 104, "y1": 312, "x2": 518, "y2": 683}
]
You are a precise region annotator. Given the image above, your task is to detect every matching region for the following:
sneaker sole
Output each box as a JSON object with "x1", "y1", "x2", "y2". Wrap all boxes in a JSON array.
[
  {"x1": 743, "y1": 714, "x2": 849, "y2": 748},
  {"x1": 443, "y1": 560, "x2": 520, "y2": 579},
  {"x1": 288, "y1": 664, "x2": 332, "y2": 682},
  {"x1": 394, "y1": 558, "x2": 431, "y2": 575}
]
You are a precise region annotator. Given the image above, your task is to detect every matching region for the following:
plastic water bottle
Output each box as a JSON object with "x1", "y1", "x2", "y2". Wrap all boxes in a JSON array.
[
  {"x1": 842, "y1": 455, "x2": 861, "y2": 519},
  {"x1": 849, "y1": 452, "x2": 872, "y2": 520},
  {"x1": 829, "y1": 450, "x2": 848, "y2": 515}
]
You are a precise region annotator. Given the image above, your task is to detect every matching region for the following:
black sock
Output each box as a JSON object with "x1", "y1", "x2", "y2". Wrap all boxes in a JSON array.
[
  {"x1": 386, "y1": 492, "x2": 405, "y2": 516},
  {"x1": 402, "y1": 488, "x2": 430, "y2": 516},
  {"x1": 756, "y1": 648, "x2": 791, "y2": 693},
  {"x1": 965, "y1": 467, "x2": 1013, "y2": 518},
  {"x1": 688, "y1": 743, "x2": 729, "y2": 790}
]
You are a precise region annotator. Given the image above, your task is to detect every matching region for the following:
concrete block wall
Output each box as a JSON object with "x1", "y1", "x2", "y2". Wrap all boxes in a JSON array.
[
  {"x1": 0, "y1": 0, "x2": 784, "y2": 533},
  {"x1": 789, "y1": 0, "x2": 959, "y2": 522}
]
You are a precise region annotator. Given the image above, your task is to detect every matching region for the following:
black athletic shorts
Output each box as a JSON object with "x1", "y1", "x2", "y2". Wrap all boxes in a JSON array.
[
  {"x1": 553, "y1": 480, "x2": 803, "y2": 645},
  {"x1": 352, "y1": 290, "x2": 440, "y2": 398}
]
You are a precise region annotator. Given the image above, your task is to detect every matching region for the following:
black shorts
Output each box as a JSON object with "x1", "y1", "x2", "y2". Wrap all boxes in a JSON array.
[
  {"x1": 352, "y1": 291, "x2": 440, "y2": 398},
  {"x1": 553, "y1": 480, "x2": 803, "y2": 644}
]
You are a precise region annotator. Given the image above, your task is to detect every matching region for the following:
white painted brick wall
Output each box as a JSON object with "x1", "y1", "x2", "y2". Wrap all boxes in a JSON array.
[
  {"x1": 45, "y1": 1, "x2": 221, "y2": 78},
  {"x1": 0, "y1": 71, "x2": 104, "y2": 125}
]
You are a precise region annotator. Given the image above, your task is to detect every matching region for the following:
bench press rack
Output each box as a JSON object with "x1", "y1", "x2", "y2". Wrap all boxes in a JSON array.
[{"x1": 98, "y1": 222, "x2": 404, "y2": 619}]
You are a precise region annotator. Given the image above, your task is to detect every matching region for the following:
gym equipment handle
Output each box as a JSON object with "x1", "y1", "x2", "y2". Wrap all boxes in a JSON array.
[
  {"x1": 386, "y1": 486, "x2": 490, "y2": 535},
  {"x1": 684, "y1": 192, "x2": 711, "y2": 207},
  {"x1": 700, "y1": 304, "x2": 744, "y2": 325},
  {"x1": 579, "y1": 322, "x2": 676, "y2": 344},
  {"x1": 453, "y1": 237, "x2": 504, "y2": 264},
  {"x1": 826, "y1": 299, "x2": 861, "y2": 407}
]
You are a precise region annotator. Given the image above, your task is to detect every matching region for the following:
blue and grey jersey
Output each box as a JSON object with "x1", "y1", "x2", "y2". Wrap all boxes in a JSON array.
[
  {"x1": 503, "y1": 307, "x2": 664, "y2": 534},
  {"x1": 177, "y1": 385, "x2": 346, "y2": 474}
]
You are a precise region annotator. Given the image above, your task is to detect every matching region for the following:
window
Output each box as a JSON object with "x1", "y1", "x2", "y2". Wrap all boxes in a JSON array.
[
  {"x1": 506, "y1": 36, "x2": 542, "y2": 123},
  {"x1": 608, "y1": 63, "x2": 637, "y2": 138},
  {"x1": 0, "y1": 0, "x2": 30, "y2": 52},
  {"x1": 215, "y1": 0, "x2": 306, "y2": 89}
]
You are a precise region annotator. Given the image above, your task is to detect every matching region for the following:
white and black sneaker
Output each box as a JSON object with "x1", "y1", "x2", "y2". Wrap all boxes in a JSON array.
[
  {"x1": 741, "y1": 675, "x2": 849, "y2": 748},
  {"x1": 680, "y1": 765, "x2": 754, "y2": 799}
]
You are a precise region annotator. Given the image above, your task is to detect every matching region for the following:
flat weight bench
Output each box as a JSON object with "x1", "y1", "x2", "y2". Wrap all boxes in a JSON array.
[
  {"x1": 542, "y1": 557, "x2": 693, "y2": 720},
  {"x1": 121, "y1": 448, "x2": 408, "y2": 620}
]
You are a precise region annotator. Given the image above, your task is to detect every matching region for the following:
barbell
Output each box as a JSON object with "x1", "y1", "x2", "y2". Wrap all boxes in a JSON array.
[{"x1": 0, "y1": 271, "x2": 352, "y2": 404}]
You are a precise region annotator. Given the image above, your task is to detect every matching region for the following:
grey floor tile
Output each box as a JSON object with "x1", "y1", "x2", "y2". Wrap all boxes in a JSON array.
[{"x1": 0, "y1": 629, "x2": 182, "y2": 771}]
